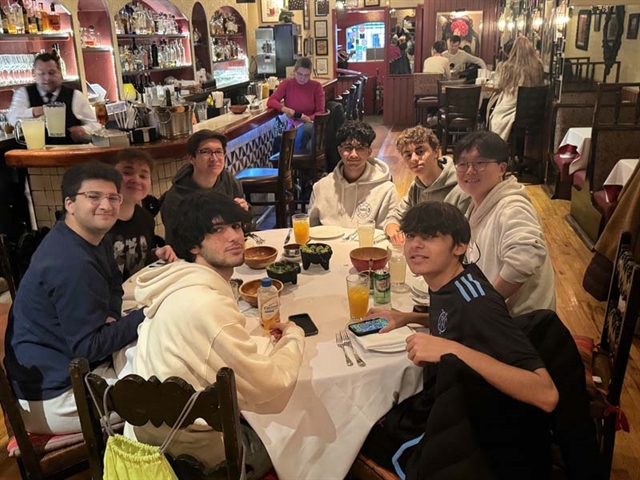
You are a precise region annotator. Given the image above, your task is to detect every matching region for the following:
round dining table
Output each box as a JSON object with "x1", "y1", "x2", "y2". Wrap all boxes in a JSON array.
[{"x1": 235, "y1": 227, "x2": 424, "y2": 480}]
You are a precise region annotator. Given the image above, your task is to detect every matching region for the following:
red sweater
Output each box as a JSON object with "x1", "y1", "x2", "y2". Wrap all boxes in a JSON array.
[{"x1": 266, "y1": 78, "x2": 325, "y2": 120}]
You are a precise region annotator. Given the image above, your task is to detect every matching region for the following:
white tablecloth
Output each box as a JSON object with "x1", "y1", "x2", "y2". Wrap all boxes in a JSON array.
[
  {"x1": 603, "y1": 159, "x2": 640, "y2": 202},
  {"x1": 235, "y1": 228, "x2": 423, "y2": 480},
  {"x1": 559, "y1": 127, "x2": 592, "y2": 175}
]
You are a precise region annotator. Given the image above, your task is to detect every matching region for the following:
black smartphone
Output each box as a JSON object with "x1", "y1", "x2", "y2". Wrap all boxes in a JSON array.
[
  {"x1": 289, "y1": 313, "x2": 319, "y2": 337},
  {"x1": 293, "y1": 111, "x2": 302, "y2": 119},
  {"x1": 348, "y1": 318, "x2": 388, "y2": 336}
]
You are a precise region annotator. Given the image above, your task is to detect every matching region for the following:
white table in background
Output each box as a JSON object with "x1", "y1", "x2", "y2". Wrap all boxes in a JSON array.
[
  {"x1": 603, "y1": 158, "x2": 640, "y2": 202},
  {"x1": 559, "y1": 127, "x2": 592, "y2": 175},
  {"x1": 236, "y1": 228, "x2": 423, "y2": 480}
]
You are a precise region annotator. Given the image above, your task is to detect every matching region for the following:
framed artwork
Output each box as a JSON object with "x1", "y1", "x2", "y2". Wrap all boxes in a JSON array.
[
  {"x1": 345, "y1": 0, "x2": 358, "y2": 7},
  {"x1": 236, "y1": 0, "x2": 256, "y2": 3},
  {"x1": 316, "y1": 58, "x2": 328, "y2": 76},
  {"x1": 303, "y1": 0, "x2": 310, "y2": 30},
  {"x1": 364, "y1": 0, "x2": 380, "y2": 6},
  {"x1": 593, "y1": 12, "x2": 602, "y2": 32},
  {"x1": 288, "y1": 0, "x2": 303, "y2": 10},
  {"x1": 260, "y1": 0, "x2": 282, "y2": 23},
  {"x1": 436, "y1": 11, "x2": 483, "y2": 56},
  {"x1": 315, "y1": 0, "x2": 329, "y2": 17},
  {"x1": 575, "y1": 10, "x2": 592, "y2": 51},
  {"x1": 627, "y1": 13, "x2": 640, "y2": 39},
  {"x1": 315, "y1": 39, "x2": 329, "y2": 55},
  {"x1": 315, "y1": 20, "x2": 327, "y2": 38}
]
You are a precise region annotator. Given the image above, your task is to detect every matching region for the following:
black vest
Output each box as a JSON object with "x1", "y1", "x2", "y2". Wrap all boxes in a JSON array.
[{"x1": 26, "y1": 84, "x2": 83, "y2": 145}]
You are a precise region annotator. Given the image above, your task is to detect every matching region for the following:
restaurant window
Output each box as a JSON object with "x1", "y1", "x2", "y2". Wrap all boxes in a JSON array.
[{"x1": 346, "y1": 22, "x2": 386, "y2": 62}]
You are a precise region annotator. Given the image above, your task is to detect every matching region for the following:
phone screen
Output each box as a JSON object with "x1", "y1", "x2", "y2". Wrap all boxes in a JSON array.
[
  {"x1": 289, "y1": 313, "x2": 319, "y2": 337},
  {"x1": 348, "y1": 318, "x2": 388, "y2": 336}
]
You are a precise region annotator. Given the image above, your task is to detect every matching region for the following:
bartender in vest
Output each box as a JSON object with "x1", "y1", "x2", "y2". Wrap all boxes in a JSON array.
[{"x1": 7, "y1": 52, "x2": 101, "y2": 144}]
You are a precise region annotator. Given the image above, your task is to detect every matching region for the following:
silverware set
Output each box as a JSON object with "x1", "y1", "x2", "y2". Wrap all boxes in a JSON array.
[
  {"x1": 342, "y1": 230, "x2": 358, "y2": 241},
  {"x1": 247, "y1": 232, "x2": 265, "y2": 244},
  {"x1": 335, "y1": 330, "x2": 366, "y2": 367}
]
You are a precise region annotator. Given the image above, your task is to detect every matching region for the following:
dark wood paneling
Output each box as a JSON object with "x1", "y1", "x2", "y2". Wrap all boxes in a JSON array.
[{"x1": 383, "y1": 75, "x2": 414, "y2": 126}]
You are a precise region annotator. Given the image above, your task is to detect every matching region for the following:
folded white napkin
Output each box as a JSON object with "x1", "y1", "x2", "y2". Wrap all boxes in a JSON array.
[{"x1": 352, "y1": 326, "x2": 413, "y2": 351}]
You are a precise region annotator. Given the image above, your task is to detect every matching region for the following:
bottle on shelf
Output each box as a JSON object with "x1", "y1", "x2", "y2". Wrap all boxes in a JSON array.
[
  {"x1": 151, "y1": 40, "x2": 158, "y2": 68},
  {"x1": 258, "y1": 278, "x2": 280, "y2": 331},
  {"x1": 84, "y1": 25, "x2": 100, "y2": 47},
  {"x1": 18, "y1": 0, "x2": 29, "y2": 34},
  {"x1": 47, "y1": 2, "x2": 60, "y2": 32},
  {"x1": 32, "y1": 2, "x2": 42, "y2": 32},
  {"x1": 0, "y1": 2, "x2": 10, "y2": 34},
  {"x1": 52, "y1": 43, "x2": 66, "y2": 77},
  {"x1": 8, "y1": 1, "x2": 24, "y2": 34},
  {"x1": 37, "y1": 2, "x2": 48, "y2": 32}
]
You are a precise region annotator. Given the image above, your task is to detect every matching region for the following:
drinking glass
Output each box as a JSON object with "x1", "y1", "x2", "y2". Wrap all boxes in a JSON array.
[
  {"x1": 245, "y1": 83, "x2": 257, "y2": 106},
  {"x1": 292, "y1": 213, "x2": 310, "y2": 245},
  {"x1": 14, "y1": 117, "x2": 45, "y2": 150},
  {"x1": 43, "y1": 102, "x2": 66, "y2": 137},
  {"x1": 346, "y1": 274, "x2": 369, "y2": 322},
  {"x1": 387, "y1": 244, "x2": 407, "y2": 292},
  {"x1": 357, "y1": 219, "x2": 375, "y2": 248}
]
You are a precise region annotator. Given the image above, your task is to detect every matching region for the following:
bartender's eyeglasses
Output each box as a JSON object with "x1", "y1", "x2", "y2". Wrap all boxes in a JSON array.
[
  {"x1": 197, "y1": 148, "x2": 225, "y2": 158},
  {"x1": 454, "y1": 160, "x2": 499, "y2": 172},
  {"x1": 340, "y1": 143, "x2": 369, "y2": 153},
  {"x1": 75, "y1": 191, "x2": 124, "y2": 206}
]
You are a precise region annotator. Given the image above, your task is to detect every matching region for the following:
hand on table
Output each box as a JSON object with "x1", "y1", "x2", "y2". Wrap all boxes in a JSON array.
[
  {"x1": 69, "y1": 126, "x2": 91, "y2": 143},
  {"x1": 155, "y1": 245, "x2": 178, "y2": 263},
  {"x1": 364, "y1": 308, "x2": 410, "y2": 333},
  {"x1": 269, "y1": 322, "x2": 295, "y2": 341},
  {"x1": 406, "y1": 332, "x2": 456, "y2": 366},
  {"x1": 234, "y1": 197, "x2": 250, "y2": 211},
  {"x1": 282, "y1": 107, "x2": 296, "y2": 118}
]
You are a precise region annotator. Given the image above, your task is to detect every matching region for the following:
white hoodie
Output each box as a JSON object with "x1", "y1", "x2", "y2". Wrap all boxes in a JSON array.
[
  {"x1": 465, "y1": 176, "x2": 556, "y2": 317},
  {"x1": 125, "y1": 261, "x2": 304, "y2": 467},
  {"x1": 308, "y1": 157, "x2": 400, "y2": 228}
]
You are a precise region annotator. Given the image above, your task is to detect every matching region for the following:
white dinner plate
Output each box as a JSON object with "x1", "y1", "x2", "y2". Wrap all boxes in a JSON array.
[
  {"x1": 309, "y1": 225, "x2": 344, "y2": 240},
  {"x1": 406, "y1": 275, "x2": 429, "y2": 295},
  {"x1": 368, "y1": 344, "x2": 407, "y2": 354}
]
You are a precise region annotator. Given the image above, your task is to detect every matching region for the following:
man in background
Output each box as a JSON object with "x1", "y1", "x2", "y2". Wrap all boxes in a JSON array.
[{"x1": 443, "y1": 35, "x2": 487, "y2": 75}]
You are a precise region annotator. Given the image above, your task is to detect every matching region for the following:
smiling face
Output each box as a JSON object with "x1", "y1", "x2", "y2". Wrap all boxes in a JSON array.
[
  {"x1": 64, "y1": 179, "x2": 120, "y2": 243},
  {"x1": 400, "y1": 142, "x2": 439, "y2": 176},
  {"x1": 115, "y1": 160, "x2": 151, "y2": 204},
  {"x1": 454, "y1": 147, "x2": 507, "y2": 205},
  {"x1": 190, "y1": 138, "x2": 226, "y2": 180},
  {"x1": 338, "y1": 138, "x2": 372, "y2": 182},
  {"x1": 403, "y1": 232, "x2": 467, "y2": 286},
  {"x1": 34, "y1": 59, "x2": 62, "y2": 94},
  {"x1": 191, "y1": 220, "x2": 245, "y2": 277}
]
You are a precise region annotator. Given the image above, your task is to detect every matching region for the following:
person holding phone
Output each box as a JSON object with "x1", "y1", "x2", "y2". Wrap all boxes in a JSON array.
[
  {"x1": 361, "y1": 201, "x2": 558, "y2": 478},
  {"x1": 267, "y1": 56, "x2": 325, "y2": 153}
]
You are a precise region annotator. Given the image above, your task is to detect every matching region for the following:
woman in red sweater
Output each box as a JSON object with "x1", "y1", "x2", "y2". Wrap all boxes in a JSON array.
[{"x1": 267, "y1": 56, "x2": 325, "y2": 153}]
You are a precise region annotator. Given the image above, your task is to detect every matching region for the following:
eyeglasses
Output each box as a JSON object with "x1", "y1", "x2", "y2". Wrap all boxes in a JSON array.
[
  {"x1": 340, "y1": 144, "x2": 369, "y2": 153},
  {"x1": 454, "y1": 160, "x2": 499, "y2": 172},
  {"x1": 75, "y1": 191, "x2": 123, "y2": 205},
  {"x1": 197, "y1": 148, "x2": 225, "y2": 157}
]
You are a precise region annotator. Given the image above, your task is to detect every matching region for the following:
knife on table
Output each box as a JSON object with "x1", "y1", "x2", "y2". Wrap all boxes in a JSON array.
[{"x1": 283, "y1": 228, "x2": 292, "y2": 244}]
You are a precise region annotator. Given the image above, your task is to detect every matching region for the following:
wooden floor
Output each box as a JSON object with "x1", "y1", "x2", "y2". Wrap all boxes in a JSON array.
[{"x1": 1, "y1": 122, "x2": 639, "y2": 479}]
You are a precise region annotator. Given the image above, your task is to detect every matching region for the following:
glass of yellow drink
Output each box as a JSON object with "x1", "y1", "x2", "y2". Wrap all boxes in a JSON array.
[
  {"x1": 346, "y1": 274, "x2": 369, "y2": 321},
  {"x1": 292, "y1": 213, "x2": 310, "y2": 244}
]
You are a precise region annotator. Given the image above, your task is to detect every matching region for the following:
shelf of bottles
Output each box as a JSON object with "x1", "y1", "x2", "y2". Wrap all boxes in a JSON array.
[
  {"x1": 114, "y1": 1, "x2": 192, "y2": 77},
  {"x1": 209, "y1": 7, "x2": 248, "y2": 89}
]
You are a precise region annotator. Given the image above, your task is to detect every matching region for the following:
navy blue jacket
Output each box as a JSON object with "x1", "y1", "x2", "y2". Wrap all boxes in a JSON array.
[{"x1": 4, "y1": 221, "x2": 144, "y2": 401}]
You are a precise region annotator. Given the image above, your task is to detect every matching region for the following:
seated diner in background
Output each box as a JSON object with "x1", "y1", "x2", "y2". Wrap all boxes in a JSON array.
[
  {"x1": 384, "y1": 125, "x2": 469, "y2": 244},
  {"x1": 308, "y1": 120, "x2": 400, "y2": 229},
  {"x1": 443, "y1": 35, "x2": 487, "y2": 76},
  {"x1": 362, "y1": 201, "x2": 559, "y2": 479},
  {"x1": 160, "y1": 129, "x2": 248, "y2": 245},
  {"x1": 7, "y1": 52, "x2": 101, "y2": 144},
  {"x1": 422, "y1": 40, "x2": 451, "y2": 79},
  {"x1": 105, "y1": 149, "x2": 177, "y2": 280},
  {"x1": 4, "y1": 162, "x2": 145, "y2": 435},
  {"x1": 126, "y1": 191, "x2": 304, "y2": 475},
  {"x1": 266, "y1": 56, "x2": 325, "y2": 154},
  {"x1": 444, "y1": 131, "x2": 556, "y2": 316}
]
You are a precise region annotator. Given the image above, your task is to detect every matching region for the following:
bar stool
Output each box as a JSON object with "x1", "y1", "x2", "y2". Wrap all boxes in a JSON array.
[
  {"x1": 437, "y1": 83, "x2": 481, "y2": 153},
  {"x1": 236, "y1": 128, "x2": 297, "y2": 228}
]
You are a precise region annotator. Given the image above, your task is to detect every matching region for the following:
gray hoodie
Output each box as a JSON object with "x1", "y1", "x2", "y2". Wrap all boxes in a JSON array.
[
  {"x1": 160, "y1": 163, "x2": 244, "y2": 244},
  {"x1": 308, "y1": 157, "x2": 400, "y2": 228}
]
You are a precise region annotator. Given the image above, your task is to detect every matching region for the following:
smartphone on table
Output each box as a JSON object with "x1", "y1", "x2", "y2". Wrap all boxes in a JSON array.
[
  {"x1": 289, "y1": 313, "x2": 319, "y2": 337},
  {"x1": 348, "y1": 318, "x2": 388, "y2": 336}
]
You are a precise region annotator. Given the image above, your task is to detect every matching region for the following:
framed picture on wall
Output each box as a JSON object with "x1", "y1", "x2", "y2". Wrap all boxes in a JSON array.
[
  {"x1": 260, "y1": 0, "x2": 282, "y2": 23},
  {"x1": 315, "y1": 0, "x2": 329, "y2": 17},
  {"x1": 364, "y1": 0, "x2": 380, "y2": 6},
  {"x1": 315, "y1": 20, "x2": 328, "y2": 38},
  {"x1": 627, "y1": 13, "x2": 640, "y2": 39},
  {"x1": 316, "y1": 58, "x2": 329, "y2": 76},
  {"x1": 315, "y1": 39, "x2": 329, "y2": 56},
  {"x1": 575, "y1": 10, "x2": 592, "y2": 51},
  {"x1": 303, "y1": 0, "x2": 310, "y2": 30}
]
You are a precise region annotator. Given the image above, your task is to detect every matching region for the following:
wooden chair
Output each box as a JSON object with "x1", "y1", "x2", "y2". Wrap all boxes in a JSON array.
[
  {"x1": 437, "y1": 83, "x2": 481, "y2": 153},
  {"x1": 357, "y1": 76, "x2": 368, "y2": 120},
  {"x1": 508, "y1": 85, "x2": 549, "y2": 183},
  {"x1": 574, "y1": 232, "x2": 640, "y2": 479},
  {"x1": 235, "y1": 128, "x2": 297, "y2": 228},
  {"x1": 69, "y1": 358, "x2": 244, "y2": 480},
  {"x1": 413, "y1": 73, "x2": 442, "y2": 126}
]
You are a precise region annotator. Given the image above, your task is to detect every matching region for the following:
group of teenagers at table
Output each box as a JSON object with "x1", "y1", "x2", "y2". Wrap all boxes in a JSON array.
[{"x1": 6, "y1": 114, "x2": 567, "y2": 478}]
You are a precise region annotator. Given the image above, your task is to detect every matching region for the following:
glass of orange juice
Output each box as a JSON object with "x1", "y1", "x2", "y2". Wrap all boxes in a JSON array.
[
  {"x1": 292, "y1": 213, "x2": 310, "y2": 244},
  {"x1": 346, "y1": 274, "x2": 369, "y2": 322}
]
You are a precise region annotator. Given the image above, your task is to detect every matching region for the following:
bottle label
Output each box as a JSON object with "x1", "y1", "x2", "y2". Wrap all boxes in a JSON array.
[{"x1": 260, "y1": 296, "x2": 280, "y2": 330}]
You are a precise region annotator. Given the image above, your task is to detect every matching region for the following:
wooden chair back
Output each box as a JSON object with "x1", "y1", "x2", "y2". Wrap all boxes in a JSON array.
[
  {"x1": 513, "y1": 85, "x2": 549, "y2": 131},
  {"x1": 413, "y1": 73, "x2": 441, "y2": 97},
  {"x1": 310, "y1": 111, "x2": 330, "y2": 172},
  {"x1": 69, "y1": 358, "x2": 244, "y2": 480},
  {"x1": 347, "y1": 83, "x2": 359, "y2": 120},
  {"x1": 441, "y1": 85, "x2": 482, "y2": 120},
  {"x1": 436, "y1": 78, "x2": 466, "y2": 107},
  {"x1": 277, "y1": 128, "x2": 297, "y2": 200}
]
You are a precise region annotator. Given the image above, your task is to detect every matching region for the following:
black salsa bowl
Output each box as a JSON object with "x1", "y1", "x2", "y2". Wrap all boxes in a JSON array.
[{"x1": 300, "y1": 243, "x2": 333, "y2": 271}]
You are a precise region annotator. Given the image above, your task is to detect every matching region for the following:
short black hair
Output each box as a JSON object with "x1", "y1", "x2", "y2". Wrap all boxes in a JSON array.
[
  {"x1": 336, "y1": 121, "x2": 376, "y2": 147},
  {"x1": 453, "y1": 131, "x2": 509, "y2": 164},
  {"x1": 34, "y1": 52, "x2": 61, "y2": 70},
  {"x1": 113, "y1": 148, "x2": 153, "y2": 171},
  {"x1": 61, "y1": 162, "x2": 122, "y2": 202},
  {"x1": 432, "y1": 41, "x2": 446, "y2": 54},
  {"x1": 401, "y1": 201, "x2": 470, "y2": 261},
  {"x1": 171, "y1": 191, "x2": 252, "y2": 262},
  {"x1": 450, "y1": 35, "x2": 462, "y2": 45},
  {"x1": 187, "y1": 130, "x2": 228, "y2": 158},
  {"x1": 294, "y1": 56, "x2": 313, "y2": 71}
]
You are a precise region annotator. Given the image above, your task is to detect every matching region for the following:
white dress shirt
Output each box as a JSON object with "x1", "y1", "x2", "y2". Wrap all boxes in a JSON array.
[{"x1": 7, "y1": 85, "x2": 101, "y2": 135}]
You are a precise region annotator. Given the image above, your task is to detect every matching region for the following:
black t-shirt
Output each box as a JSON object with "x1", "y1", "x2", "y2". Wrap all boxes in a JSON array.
[
  {"x1": 429, "y1": 263, "x2": 544, "y2": 372},
  {"x1": 104, "y1": 205, "x2": 157, "y2": 280}
]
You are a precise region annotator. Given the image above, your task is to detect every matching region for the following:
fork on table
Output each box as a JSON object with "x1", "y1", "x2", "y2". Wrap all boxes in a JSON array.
[
  {"x1": 335, "y1": 332, "x2": 353, "y2": 366},
  {"x1": 247, "y1": 233, "x2": 265, "y2": 244},
  {"x1": 340, "y1": 330, "x2": 366, "y2": 367},
  {"x1": 342, "y1": 230, "x2": 358, "y2": 241}
]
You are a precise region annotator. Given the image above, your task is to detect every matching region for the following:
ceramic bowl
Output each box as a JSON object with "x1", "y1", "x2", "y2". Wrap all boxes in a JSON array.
[
  {"x1": 283, "y1": 243, "x2": 301, "y2": 258},
  {"x1": 349, "y1": 247, "x2": 388, "y2": 272},
  {"x1": 266, "y1": 261, "x2": 301, "y2": 285},
  {"x1": 244, "y1": 246, "x2": 278, "y2": 269},
  {"x1": 239, "y1": 278, "x2": 284, "y2": 307},
  {"x1": 229, "y1": 104, "x2": 247, "y2": 114}
]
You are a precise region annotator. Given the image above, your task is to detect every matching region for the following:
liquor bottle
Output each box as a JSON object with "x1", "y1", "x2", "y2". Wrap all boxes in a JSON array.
[
  {"x1": 0, "y1": 2, "x2": 10, "y2": 34},
  {"x1": 18, "y1": 0, "x2": 28, "y2": 34},
  {"x1": 52, "y1": 43, "x2": 66, "y2": 77},
  {"x1": 151, "y1": 40, "x2": 158, "y2": 67},
  {"x1": 37, "y1": 2, "x2": 48, "y2": 32},
  {"x1": 10, "y1": 1, "x2": 24, "y2": 34},
  {"x1": 27, "y1": 4, "x2": 38, "y2": 33},
  {"x1": 48, "y1": 2, "x2": 60, "y2": 32}
]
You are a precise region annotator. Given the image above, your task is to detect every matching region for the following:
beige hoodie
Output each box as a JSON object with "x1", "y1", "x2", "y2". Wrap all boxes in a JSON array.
[{"x1": 125, "y1": 261, "x2": 304, "y2": 467}]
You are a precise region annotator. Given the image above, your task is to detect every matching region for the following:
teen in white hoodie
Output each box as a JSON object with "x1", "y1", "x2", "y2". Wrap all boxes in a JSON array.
[
  {"x1": 446, "y1": 132, "x2": 555, "y2": 317},
  {"x1": 309, "y1": 120, "x2": 399, "y2": 228},
  {"x1": 127, "y1": 191, "x2": 305, "y2": 475}
]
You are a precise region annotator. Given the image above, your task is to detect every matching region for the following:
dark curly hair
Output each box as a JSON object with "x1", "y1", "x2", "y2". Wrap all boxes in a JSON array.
[
  {"x1": 396, "y1": 125, "x2": 440, "y2": 154},
  {"x1": 336, "y1": 121, "x2": 376, "y2": 147}
]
